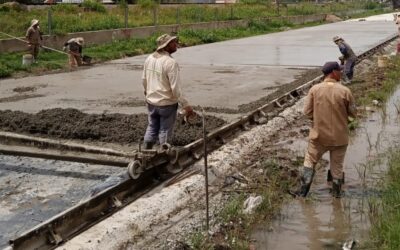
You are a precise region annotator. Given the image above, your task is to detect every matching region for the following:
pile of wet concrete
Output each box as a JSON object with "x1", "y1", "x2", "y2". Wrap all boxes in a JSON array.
[{"x1": 0, "y1": 108, "x2": 225, "y2": 146}]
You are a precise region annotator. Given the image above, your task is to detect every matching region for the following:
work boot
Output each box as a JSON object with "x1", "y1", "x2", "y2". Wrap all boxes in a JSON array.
[
  {"x1": 332, "y1": 179, "x2": 343, "y2": 198},
  {"x1": 341, "y1": 75, "x2": 351, "y2": 85},
  {"x1": 143, "y1": 141, "x2": 154, "y2": 150},
  {"x1": 290, "y1": 167, "x2": 315, "y2": 197}
]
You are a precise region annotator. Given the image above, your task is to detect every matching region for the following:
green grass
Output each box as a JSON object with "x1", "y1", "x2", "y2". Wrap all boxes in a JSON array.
[
  {"x1": 367, "y1": 149, "x2": 400, "y2": 249},
  {"x1": 354, "y1": 57, "x2": 400, "y2": 107},
  {"x1": 0, "y1": 1, "x2": 387, "y2": 39}
]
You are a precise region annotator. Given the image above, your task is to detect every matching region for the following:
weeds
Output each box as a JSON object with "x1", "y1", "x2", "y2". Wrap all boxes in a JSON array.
[{"x1": 367, "y1": 149, "x2": 400, "y2": 249}]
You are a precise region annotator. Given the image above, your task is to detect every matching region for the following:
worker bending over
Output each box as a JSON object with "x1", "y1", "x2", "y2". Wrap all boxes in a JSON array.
[{"x1": 63, "y1": 37, "x2": 84, "y2": 68}]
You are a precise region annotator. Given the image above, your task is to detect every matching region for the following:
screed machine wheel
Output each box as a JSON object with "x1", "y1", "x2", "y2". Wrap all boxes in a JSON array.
[{"x1": 127, "y1": 160, "x2": 142, "y2": 179}]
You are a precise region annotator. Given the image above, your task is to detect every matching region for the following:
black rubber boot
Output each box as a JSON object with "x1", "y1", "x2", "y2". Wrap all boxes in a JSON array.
[
  {"x1": 143, "y1": 141, "x2": 154, "y2": 150},
  {"x1": 327, "y1": 170, "x2": 333, "y2": 182},
  {"x1": 332, "y1": 179, "x2": 343, "y2": 198},
  {"x1": 290, "y1": 167, "x2": 315, "y2": 197},
  {"x1": 328, "y1": 171, "x2": 345, "y2": 183}
]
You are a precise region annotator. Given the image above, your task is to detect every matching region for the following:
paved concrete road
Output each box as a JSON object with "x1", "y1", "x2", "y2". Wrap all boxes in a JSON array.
[{"x1": 0, "y1": 17, "x2": 396, "y2": 116}]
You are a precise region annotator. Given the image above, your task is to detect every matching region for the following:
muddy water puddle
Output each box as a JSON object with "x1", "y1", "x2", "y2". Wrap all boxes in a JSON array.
[{"x1": 252, "y1": 88, "x2": 400, "y2": 249}]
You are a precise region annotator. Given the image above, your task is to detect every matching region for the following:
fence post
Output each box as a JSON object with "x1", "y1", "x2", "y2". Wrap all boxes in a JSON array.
[
  {"x1": 214, "y1": 8, "x2": 218, "y2": 21},
  {"x1": 153, "y1": 7, "x2": 157, "y2": 28},
  {"x1": 124, "y1": 5, "x2": 128, "y2": 29},
  {"x1": 47, "y1": 8, "x2": 52, "y2": 36},
  {"x1": 176, "y1": 7, "x2": 180, "y2": 25},
  {"x1": 230, "y1": 5, "x2": 233, "y2": 20}
]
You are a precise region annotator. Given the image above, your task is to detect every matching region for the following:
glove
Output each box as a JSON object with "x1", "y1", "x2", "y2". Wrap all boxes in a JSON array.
[
  {"x1": 338, "y1": 56, "x2": 345, "y2": 65},
  {"x1": 183, "y1": 106, "x2": 194, "y2": 118}
]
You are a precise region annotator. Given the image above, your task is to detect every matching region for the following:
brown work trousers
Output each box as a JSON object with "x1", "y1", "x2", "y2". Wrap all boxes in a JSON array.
[
  {"x1": 29, "y1": 44, "x2": 40, "y2": 60},
  {"x1": 303, "y1": 140, "x2": 347, "y2": 180},
  {"x1": 68, "y1": 52, "x2": 82, "y2": 68}
]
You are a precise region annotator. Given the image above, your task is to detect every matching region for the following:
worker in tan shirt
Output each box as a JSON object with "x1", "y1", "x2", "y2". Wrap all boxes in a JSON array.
[
  {"x1": 291, "y1": 61, "x2": 357, "y2": 198},
  {"x1": 142, "y1": 34, "x2": 193, "y2": 149},
  {"x1": 25, "y1": 19, "x2": 42, "y2": 62}
]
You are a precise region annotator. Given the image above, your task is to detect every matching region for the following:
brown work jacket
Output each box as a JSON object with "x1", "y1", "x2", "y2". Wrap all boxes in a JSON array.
[
  {"x1": 304, "y1": 78, "x2": 356, "y2": 146},
  {"x1": 26, "y1": 26, "x2": 41, "y2": 45}
]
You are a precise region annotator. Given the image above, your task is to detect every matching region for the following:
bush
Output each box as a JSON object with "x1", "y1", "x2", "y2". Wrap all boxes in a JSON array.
[
  {"x1": 137, "y1": 0, "x2": 158, "y2": 9},
  {"x1": 81, "y1": 0, "x2": 106, "y2": 13},
  {"x1": 363, "y1": 1, "x2": 381, "y2": 10},
  {"x1": 51, "y1": 3, "x2": 79, "y2": 13},
  {"x1": 0, "y1": 63, "x2": 12, "y2": 78},
  {"x1": 0, "y1": 4, "x2": 10, "y2": 12}
]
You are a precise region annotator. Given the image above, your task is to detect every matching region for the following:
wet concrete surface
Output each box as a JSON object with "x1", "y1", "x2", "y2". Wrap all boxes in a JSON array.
[
  {"x1": 0, "y1": 19, "x2": 396, "y2": 117},
  {"x1": 251, "y1": 86, "x2": 400, "y2": 249},
  {"x1": 0, "y1": 155, "x2": 124, "y2": 249}
]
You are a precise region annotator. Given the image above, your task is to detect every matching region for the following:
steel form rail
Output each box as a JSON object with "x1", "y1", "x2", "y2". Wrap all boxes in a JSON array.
[{"x1": 8, "y1": 33, "x2": 398, "y2": 250}]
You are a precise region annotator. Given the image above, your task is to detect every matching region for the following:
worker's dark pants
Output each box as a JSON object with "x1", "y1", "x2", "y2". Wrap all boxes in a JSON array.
[
  {"x1": 144, "y1": 103, "x2": 178, "y2": 145},
  {"x1": 397, "y1": 41, "x2": 400, "y2": 55},
  {"x1": 29, "y1": 44, "x2": 40, "y2": 60},
  {"x1": 344, "y1": 59, "x2": 355, "y2": 80},
  {"x1": 69, "y1": 52, "x2": 82, "y2": 68}
]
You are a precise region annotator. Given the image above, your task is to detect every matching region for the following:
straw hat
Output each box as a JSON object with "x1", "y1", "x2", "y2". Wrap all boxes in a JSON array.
[
  {"x1": 332, "y1": 35, "x2": 343, "y2": 43},
  {"x1": 156, "y1": 34, "x2": 177, "y2": 51},
  {"x1": 31, "y1": 19, "x2": 39, "y2": 27},
  {"x1": 76, "y1": 37, "x2": 84, "y2": 46}
]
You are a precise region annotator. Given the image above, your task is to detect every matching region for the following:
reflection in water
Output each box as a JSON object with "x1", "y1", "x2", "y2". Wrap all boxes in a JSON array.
[{"x1": 252, "y1": 88, "x2": 400, "y2": 249}]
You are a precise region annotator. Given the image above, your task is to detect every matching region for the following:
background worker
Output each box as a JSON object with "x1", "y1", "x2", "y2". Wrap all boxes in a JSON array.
[
  {"x1": 291, "y1": 61, "x2": 357, "y2": 198},
  {"x1": 63, "y1": 37, "x2": 84, "y2": 68},
  {"x1": 333, "y1": 36, "x2": 356, "y2": 84},
  {"x1": 25, "y1": 19, "x2": 42, "y2": 62},
  {"x1": 141, "y1": 34, "x2": 193, "y2": 150},
  {"x1": 395, "y1": 14, "x2": 400, "y2": 54}
]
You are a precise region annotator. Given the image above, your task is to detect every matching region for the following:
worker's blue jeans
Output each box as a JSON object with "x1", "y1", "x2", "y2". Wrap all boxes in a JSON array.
[{"x1": 143, "y1": 102, "x2": 178, "y2": 145}]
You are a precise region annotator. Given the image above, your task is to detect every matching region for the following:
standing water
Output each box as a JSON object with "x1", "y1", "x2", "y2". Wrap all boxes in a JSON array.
[{"x1": 252, "y1": 87, "x2": 400, "y2": 249}]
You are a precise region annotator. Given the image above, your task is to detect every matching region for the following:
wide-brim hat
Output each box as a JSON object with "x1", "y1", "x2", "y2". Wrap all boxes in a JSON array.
[
  {"x1": 156, "y1": 34, "x2": 177, "y2": 51},
  {"x1": 333, "y1": 35, "x2": 343, "y2": 42},
  {"x1": 31, "y1": 19, "x2": 39, "y2": 27},
  {"x1": 76, "y1": 37, "x2": 84, "y2": 45}
]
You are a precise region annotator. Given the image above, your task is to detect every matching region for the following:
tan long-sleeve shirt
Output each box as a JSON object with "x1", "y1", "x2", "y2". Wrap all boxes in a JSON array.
[
  {"x1": 26, "y1": 26, "x2": 41, "y2": 45},
  {"x1": 304, "y1": 78, "x2": 356, "y2": 146},
  {"x1": 142, "y1": 51, "x2": 189, "y2": 107}
]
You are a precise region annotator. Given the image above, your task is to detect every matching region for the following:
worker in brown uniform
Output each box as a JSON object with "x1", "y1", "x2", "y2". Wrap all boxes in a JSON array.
[
  {"x1": 25, "y1": 19, "x2": 42, "y2": 62},
  {"x1": 63, "y1": 37, "x2": 84, "y2": 68},
  {"x1": 291, "y1": 61, "x2": 357, "y2": 198}
]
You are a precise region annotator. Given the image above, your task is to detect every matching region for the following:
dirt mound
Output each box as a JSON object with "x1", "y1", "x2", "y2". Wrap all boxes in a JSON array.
[{"x1": 0, "y1": 108, "x2": 225, "y2": 146}]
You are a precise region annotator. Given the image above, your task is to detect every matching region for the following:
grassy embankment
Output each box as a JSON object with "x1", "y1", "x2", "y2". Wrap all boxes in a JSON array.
[
  {"x1": 0, "y1": 1, "x2": 388, "y2": 78},
  {"x1": 361, "y1": 56, "x2": 400, "y2": 250},
  {"x1": 0, "y1": 1, "x2": 382, "y2": 37},
  {"x1": 367, "y1": 149, "x2": 400, "y2": 249}
]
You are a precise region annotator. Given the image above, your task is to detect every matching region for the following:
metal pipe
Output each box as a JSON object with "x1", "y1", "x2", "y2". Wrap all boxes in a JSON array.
[
  {"x1": 202, "y1": 107, "x2": 210, "y2": 234},
  {"x1": 0, "y1": 31, "x2": 68, "y2": 55}
]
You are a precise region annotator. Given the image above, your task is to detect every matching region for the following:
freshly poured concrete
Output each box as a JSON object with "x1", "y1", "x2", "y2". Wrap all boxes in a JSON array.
[{"x1": 0, "y1": 19, "x2": 396, "y2": 115}]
